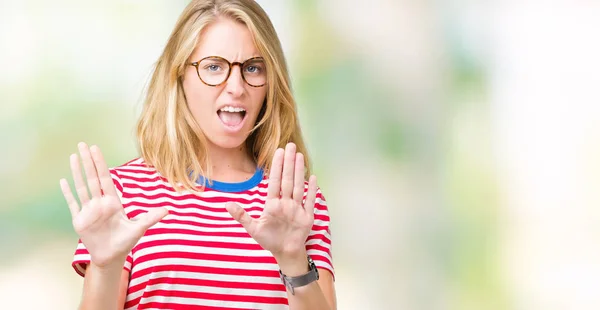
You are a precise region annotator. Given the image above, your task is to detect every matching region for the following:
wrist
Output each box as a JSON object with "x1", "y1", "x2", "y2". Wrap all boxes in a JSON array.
[
  {"x1": 90, "y1": 257, "x2": 126, "y2": 274},
  {"x1": 274, "y1": 249, "x2": 309, "y2": 277}
]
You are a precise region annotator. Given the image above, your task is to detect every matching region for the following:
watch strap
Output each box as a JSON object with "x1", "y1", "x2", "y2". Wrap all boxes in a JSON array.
[{"x1": 279, "y1": 255, "x2": 320, "y2": 295}]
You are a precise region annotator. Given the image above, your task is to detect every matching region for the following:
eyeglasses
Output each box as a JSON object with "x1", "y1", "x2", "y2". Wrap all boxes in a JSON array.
[{"x1": 189, "y1": 56, "x2": 267, "y2": 87}]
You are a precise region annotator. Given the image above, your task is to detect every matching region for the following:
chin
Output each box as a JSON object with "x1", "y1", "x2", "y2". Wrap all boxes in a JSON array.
[{"x1": 207, "y1": 134, "x2": 249, "y2": 150}]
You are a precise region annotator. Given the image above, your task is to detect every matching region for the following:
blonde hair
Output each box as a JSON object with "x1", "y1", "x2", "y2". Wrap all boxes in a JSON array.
[{"x1": 136, "y1": 0, "x2": 311, "y2": 193}]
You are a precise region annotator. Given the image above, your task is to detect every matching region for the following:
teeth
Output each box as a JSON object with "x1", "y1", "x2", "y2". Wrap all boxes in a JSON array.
[{"x1": 220, "y1": 106, "x2": 245, "y2": 113}]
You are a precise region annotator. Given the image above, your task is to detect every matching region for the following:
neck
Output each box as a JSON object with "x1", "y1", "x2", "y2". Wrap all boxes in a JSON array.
[{"x1": 205, "y1": 142, "x2": 256, "y2": 182}]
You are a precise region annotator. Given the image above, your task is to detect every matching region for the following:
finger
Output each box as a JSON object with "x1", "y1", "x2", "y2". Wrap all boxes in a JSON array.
[
  {"x1": 89, "y1": 145, "x2": 117, "y2": 197},
  {"x1": 59, "y1": 178, "x2": 80, "y2": 219},
  {"x1": 292, "y1": 152, "x2": 305, "y2": 204},
  {"x1": 267, "y1": 148, "x2": 285, "y2": 199},
  {"x1": 70, "y1": 153, "x2": 90, "y2": 205},
  {"x1": 78, "y1": 142, "x2": 102, "y2": 198},
  {"x1": 304, "y1": 175, "x2": 318, "y2": 217},
  {"x1": 135, "y1": 207, "x2": 169, "y2": 232},
  {"x1": 280, "y1": 143, "x2": 296, "y2": 199},
  {"x1": 226, "y1": 202, "x2": 257, "y2": 235}
]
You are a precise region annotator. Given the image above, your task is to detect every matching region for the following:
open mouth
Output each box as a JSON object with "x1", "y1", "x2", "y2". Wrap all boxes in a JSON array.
[{"x1": 217, "y1": 106, "x2": 247, "y2": 128}]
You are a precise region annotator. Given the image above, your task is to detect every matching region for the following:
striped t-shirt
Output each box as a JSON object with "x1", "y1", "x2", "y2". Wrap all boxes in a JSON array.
[{"x1": 71, "y1": 158, "x2": 334, "y2": 309}]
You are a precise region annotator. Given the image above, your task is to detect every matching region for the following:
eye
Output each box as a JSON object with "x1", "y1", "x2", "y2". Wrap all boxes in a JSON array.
[
  {"x1": 244, "y1": 61, "x2": 265, "y2": 74},
  {"x1": 245, "y1": 65, "x2": 259, "y2": 73},
  {"x1": 204, "y1": 64, "x2": 222, "y2": 72}
]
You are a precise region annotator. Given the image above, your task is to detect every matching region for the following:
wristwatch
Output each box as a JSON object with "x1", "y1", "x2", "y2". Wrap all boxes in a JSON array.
[{"x1": 279, "y1": 255, "x2": 320, "y2": 295}]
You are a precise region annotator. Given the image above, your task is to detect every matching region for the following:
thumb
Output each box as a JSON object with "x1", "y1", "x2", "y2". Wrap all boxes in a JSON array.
[
  {"x1": 226, "y1": 202, "x2": 255, "y2": 234},
  {"x1": 135, "y1": 207, "x2": 169, "y2": 231}
]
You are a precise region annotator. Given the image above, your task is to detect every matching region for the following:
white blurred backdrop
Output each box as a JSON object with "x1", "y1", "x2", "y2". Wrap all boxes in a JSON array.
[{"x1": 1, "y1": 1, "x2": 599, "y2": 309}]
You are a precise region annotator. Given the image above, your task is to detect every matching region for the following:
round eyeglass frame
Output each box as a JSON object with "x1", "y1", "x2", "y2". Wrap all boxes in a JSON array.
[{"x1": 189, "y1": 56, "x2": 266, "y2": 87}]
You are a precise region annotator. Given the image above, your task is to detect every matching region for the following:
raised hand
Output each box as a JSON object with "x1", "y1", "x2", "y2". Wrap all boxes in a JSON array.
[
  {"x1": 226, "y1": 142, "x2": 317, "y2": 260},
  {"x1": 60, "y1": 143, "x2": 168, "y2": 269}
]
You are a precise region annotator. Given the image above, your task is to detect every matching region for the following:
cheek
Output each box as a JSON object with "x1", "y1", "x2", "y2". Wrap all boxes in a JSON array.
[
  {"x1": 183, "y1": 79, "x2": 217, "y2": 119},
  {"x1": 251, "y1": 88, "x2": 268, "y2": 111}
]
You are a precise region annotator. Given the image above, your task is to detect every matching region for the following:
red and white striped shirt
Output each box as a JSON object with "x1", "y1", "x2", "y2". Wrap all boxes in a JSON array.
[{"x1": 72, "y1": 158, "x2": 334, "y2": 309}]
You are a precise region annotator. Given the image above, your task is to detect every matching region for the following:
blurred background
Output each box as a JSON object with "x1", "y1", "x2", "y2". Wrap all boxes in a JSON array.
[{"x1": 1, "y1": 0, "x2": 600, "y2": 309}]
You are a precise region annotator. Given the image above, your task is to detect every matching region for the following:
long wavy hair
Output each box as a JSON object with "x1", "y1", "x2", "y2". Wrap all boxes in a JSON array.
[{"x1": 136, "y1": 0, "x2": 311, "y2": 193}]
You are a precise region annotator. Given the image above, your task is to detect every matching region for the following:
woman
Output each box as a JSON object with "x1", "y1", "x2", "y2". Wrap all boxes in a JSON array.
[{"x1": 59, "y1": 0, "x2": 336, "y2": 309}]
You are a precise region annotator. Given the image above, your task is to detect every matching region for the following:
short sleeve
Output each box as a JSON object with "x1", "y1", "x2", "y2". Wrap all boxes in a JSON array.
[
  {"x1": 305, "y1": 186, "x2": 335, "y2": 280},
  {"x1": 71, "y1": 168, "x2": 132, "y2": 277}
]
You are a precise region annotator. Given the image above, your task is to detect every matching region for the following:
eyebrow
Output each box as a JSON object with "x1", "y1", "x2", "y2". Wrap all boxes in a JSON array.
[
  {"x1": 200, "y1": 54, "x2": 262, "y2": 58},
  {"x1": 190, "y1": 56, "x2": 264, "y2": 66}
]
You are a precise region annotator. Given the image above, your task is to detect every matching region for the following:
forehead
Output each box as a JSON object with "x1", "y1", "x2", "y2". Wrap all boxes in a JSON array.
[{"x1": 192, "y1": 17, "x2": 260, "y2": 61}]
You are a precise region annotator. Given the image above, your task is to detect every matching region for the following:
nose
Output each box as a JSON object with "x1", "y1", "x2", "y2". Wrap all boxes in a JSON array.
[{"x1": 224, "y1": 65, "x2": 245, "y2": 97}]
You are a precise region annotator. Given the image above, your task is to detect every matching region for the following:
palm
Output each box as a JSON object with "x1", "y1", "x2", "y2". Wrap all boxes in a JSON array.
[
  {"x1": 249, "y1": 196, "x2": 313, "y2": 253},
  {"x1": 226, "y1": 143, "x2": 318, "y2": 257},
  {"x1": 60, "y1": 143, "x2": 167, "y2": 268},
  {"x1": 73, "y1": 195, "x2": 139, "y2": 267}
]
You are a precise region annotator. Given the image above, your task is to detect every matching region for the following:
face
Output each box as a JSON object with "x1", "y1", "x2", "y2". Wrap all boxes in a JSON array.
[{"x1": 183, "y1": 18, "x2": 267, "y2": 152}]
